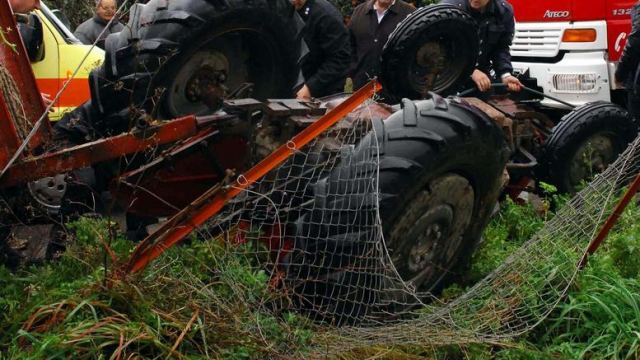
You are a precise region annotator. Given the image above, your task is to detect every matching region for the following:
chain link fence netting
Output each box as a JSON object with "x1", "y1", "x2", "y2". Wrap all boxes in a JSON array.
[
  {"x1": 150, "y1": 92, "x2": 640, "y2": 356},
  {"x1": 7, "y1": 0, "x2": 640, "y2": 356}
]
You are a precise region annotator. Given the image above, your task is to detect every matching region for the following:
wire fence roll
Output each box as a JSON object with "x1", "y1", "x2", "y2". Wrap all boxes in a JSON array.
[{"x1": 166, "y1": 88, "x2": 640, "y2": 357}]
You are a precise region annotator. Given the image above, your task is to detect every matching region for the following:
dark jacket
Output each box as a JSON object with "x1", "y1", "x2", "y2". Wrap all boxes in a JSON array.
[
  {"x1": 297, "y1": 0, "x2": 351, "y2": 97},
  {"x1": 442, "y1": 0, "x2": 515, "y2": 77},
  {"x1": 74, "y1": 15, "x2": 124, "y2": 49},
  {"x1": 616, "y1": 3, "x2": 640, "y2": 92},
  {"x1": 349, "y1": 0, "x2": 415, "y2": 90}
]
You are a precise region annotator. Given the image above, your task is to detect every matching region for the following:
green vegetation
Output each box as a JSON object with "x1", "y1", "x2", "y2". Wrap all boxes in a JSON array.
[
  {"x1": 46, "y1": 0, "x2": 92, "y2": 30},
  {"x1": 0, "y1": 218, "x2": 314, "y2": 358},
  {"x1": 1, "y1": 193, "x2": 640, "y2": 358},
  {"x1": 441, "y1": 194, "x2": 640, "y2": 359}
]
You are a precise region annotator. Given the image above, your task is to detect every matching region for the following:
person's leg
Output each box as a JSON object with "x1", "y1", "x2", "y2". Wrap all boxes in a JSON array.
[{"x1": 627, "y1": 91, "x2": 640, "y2": 122}]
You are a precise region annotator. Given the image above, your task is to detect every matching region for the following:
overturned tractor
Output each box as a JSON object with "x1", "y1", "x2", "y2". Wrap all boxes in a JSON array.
[{"x1": 0, "y1": 0, "x2": 635, "y2": 325}]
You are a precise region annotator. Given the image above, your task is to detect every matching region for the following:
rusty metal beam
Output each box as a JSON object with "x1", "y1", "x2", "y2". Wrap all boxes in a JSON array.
[
  {"x1": 0, "y1": 115, "x2": 203, "y2": 187},
  {"x1": 0, "y1": 0, "x2": 50, "y2": 155},
  {"x1": 0, "y1": 90, "x2": 21, "y2": 167},
  {"x1": 121, "y1": 80, "x2": 381, "y2": 275}
]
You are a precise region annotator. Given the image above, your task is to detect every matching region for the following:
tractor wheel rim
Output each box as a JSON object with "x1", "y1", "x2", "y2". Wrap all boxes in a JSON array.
[
  {"x1": 390, "y1": 174, "x2": 474, "y2": 290},
  {"x1": 568, "y1": 133, "x2": 615, "y2": 190},
  {"x1": 165, "y1": 29, "x2": 278, "y2": 117},
  {"x1": 27, "y1": 174, "x2": 67, "y2": 211},
  {"x1": 407, "y1": 205, "x2": 454, "y2": 273},
  {"x1": 409, "y1": 34, "x2": 465, "y2": 96}
]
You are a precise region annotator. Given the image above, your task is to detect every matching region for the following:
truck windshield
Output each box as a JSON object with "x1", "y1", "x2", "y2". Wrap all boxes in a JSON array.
[{"x1": 39, "y1": 2, "x2": 81, "y2": 44}]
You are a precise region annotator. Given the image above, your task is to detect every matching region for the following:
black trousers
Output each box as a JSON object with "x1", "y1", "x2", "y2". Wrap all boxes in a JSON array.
[{"x1": 628, "y1": 91, "x2": 640, "y2": 122}]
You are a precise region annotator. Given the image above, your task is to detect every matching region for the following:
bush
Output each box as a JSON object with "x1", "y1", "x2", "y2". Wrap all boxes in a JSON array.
[
  {"x1": 49, "y1": 0, "x2": 441, "y2": 33},
  {"x1": 45, "y1": 0, "x2": 93, "y2": 31}
]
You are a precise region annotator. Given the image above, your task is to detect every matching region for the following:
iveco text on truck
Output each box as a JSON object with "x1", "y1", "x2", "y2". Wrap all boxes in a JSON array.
[{"x1": 510, "y1": 0, "x2": 635, "y2": 108}]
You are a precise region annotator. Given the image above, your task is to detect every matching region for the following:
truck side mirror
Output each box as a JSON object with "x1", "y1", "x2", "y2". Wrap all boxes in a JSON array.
[{"x1": 17, "y1": 13, "x2": 45, "y2": 63}]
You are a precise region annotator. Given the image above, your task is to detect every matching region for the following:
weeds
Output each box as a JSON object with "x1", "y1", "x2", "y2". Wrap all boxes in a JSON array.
[
  {"x1": 443, "y1": 194, "x2": 640, "y2": 359},
  {"x1": 542, "y1": 272, "x2": 640, "y2": 359},
  {"x1": 1, "y1": 218, "x2": 314, "y2": 358},
  {"x1": 465, "y1": 198, "x2": 545, "y2": 284},
  {"x1": 2, "y1": 191, "x2": 640, "y2": 358}
]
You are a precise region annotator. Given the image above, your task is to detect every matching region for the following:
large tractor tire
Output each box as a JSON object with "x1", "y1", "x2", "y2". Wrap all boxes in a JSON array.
[
  {"x1": 53, "y1": 0, "x2": 304, "y2": 229},
  {"x1": 540, "y1": 102, "x2": 638, "y2": 193},
  {"x1": 287, "y1": 94, "x2": 509, "y2": 324},
  {"x1": 380, "y1": 4, "x2": 478, "y2": 101},
  {"x1": 89, "y1": 0, "x2": 303, "y2": 121}
]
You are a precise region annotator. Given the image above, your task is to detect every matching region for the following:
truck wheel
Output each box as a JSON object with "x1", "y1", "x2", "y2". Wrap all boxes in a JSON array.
[
  {"x1": 540, "y1": 102, "x2": 638, "y2": 193},
  {"x1": 380, "y1": 4, "x2": 478, "y2": 101},
  {"x1": 287, "y1": 95, "x2": 509, "y2": 324},
  {"x1": 91, "y1": 0, "x2": 302, "y2": 119}
]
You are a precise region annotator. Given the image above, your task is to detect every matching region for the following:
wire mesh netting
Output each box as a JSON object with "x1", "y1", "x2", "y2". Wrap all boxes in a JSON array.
[
  {"x1": 6, "y1": 0, "x2": 640, "y2": 356},
  {"x1": 191, "y1": 99, "x2": 401, "y2": 327},
  {"x1": 146, "y1": 90, "x2": 640, "y2": 356}
]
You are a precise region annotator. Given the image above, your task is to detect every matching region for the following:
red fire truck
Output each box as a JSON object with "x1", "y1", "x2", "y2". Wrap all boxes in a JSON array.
[{"x1": 510, "y1": 0, "x2": 636, "y2": 108}]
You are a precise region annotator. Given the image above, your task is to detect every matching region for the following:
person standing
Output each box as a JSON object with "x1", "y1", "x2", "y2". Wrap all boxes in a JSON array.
[
  {"x1": 442, "y1": 0, "x2": 522, "y2": 93},
  {"x1": 348, "y1": 0, "x2": 414, "y2": 90},
  {"x1": 291, "y1": 0, "x2": 351, "y2": 99},
  {"x1": 615, "y1": 2, "x2": 640, "y2": 120},
  {"x1": 74, "y1": 0, "x2": 124, "y2": 49}
]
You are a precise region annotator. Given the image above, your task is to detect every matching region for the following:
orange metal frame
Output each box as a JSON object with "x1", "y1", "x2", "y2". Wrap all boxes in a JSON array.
[
  {"x1": 0, "y1": 115, "x2": 204, "y2": 187},
  {"x1": 122, "y1": 80, "x2": 381, "y2": 275}
]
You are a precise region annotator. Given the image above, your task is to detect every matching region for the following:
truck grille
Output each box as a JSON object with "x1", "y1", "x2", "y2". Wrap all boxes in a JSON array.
[{"x1": 511, "y1": 25, "x2": 562, "y2": 58}]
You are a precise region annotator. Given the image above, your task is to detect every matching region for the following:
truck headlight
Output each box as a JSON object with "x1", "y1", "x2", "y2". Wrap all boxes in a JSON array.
[{"x1": 552, "y1": 73, "x2": 598, "y2": 93}]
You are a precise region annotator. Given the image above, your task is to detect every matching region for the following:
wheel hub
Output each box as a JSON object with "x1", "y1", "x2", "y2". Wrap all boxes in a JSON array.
[
  {"x1": 389, "y1": 174, "x2": 474, "y2": 291},
  {"x1": 184, "y1": 65, "x2": 228, "y2": 108},
  {"x1": 568, "y1": 133, "x2": 615, "y2": 188},
  {"x1": 416, "y1": 41, "x2": 445, "y2": 68},
  {"x1": 167, "y1": 50, "x2": 231, "y2": 115},
  {"x1": 415, "y1": 42, "x2": 446, "y2": 93},
  {"x1": 407, "y1": 205, "x2": 453, "y2": 272},
  {"x1": 27, "y1": 174, "x2": 67, "y2": 212}
]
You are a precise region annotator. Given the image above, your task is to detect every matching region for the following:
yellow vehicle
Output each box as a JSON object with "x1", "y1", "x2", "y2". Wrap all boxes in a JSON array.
[{"x1": 30, "y1": 3, "x2": 104, "y2": 120}]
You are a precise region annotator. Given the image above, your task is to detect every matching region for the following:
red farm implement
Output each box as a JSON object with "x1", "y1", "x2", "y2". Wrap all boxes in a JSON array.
[{"x1": 1, "y1": 0, "x2": 638, "y2": 326}]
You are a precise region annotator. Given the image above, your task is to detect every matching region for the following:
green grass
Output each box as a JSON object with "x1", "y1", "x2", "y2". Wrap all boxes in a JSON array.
[
  {"x1": 2, "y1": 192, "x2": 640, "y2": 358},
  {"x1": 442, "y1": 195, "x2": 640, "y2": 359},
  {"x1": 0, "y1": 218, "x2": 314, "y2": 358},
  {"x1": 533, "y1": 200, "x2": 640, "y2": 360},
  {"x1": 465, "y1": 197, "x2": 546, "y2": 284}
]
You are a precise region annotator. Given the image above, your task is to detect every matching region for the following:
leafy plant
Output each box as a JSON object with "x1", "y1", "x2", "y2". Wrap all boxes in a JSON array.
[
  {"x1": 543, "y1": 272, "x2": 640, "y2": 359},
  {"x1": 45, "y1": 0, "x2": 93, "y2": 30},
  {"x1": 465, "y1": 198, "x2": 544, "y2": 283},
  {"x1": 3, "y1": 184, "x2": 640, "y2": 358}
]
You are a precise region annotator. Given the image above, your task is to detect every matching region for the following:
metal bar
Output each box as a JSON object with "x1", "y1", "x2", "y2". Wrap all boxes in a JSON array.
[
  {"x1": 0, "y1": 115, "x2": 201, "y2": 187},
  {"x1": 0, "y1": 90, "x2": 21, "y2": 167},
  {"x1": 0, "y1": 0, "x2": 51, "y2": 151},
  {"x1": 506, "y1": 146, "x2": 538, "y2": 169},
  {"x1": 458, "y1": 84, "x2": 577, "y2": 109},
  {"x1": 579, "y1": 172, "x2": 640, "y2": 268},
  {"x1": 114, "y1": 129, "x2": 220, "y2": 184},
  {"x1": 0, "y1": 0, "x2": 137, "y2": 180},
  {"x1": 122, "y1": 80, "x2": 381, "y2": 275}
]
